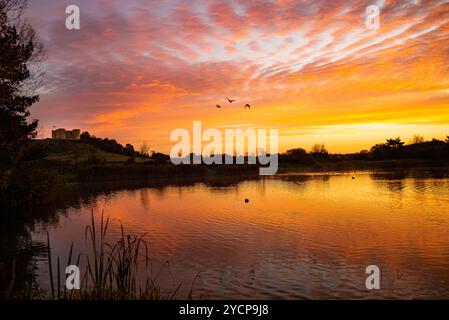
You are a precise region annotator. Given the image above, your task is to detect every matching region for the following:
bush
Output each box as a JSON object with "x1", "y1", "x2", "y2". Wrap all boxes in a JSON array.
[{"x1": 1, "y1": 165, "x2": 62, "y2": 206}]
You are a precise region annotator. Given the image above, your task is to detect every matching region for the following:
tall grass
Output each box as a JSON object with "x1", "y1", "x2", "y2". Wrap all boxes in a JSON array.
[{"x1": 45, "y1": 210, "x2": 180, "y2": 300}]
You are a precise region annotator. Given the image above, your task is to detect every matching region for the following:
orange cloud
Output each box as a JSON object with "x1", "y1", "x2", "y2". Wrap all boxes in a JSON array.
[{"x1": 27, "y1": 0, "x2": 449, "y2": 152}]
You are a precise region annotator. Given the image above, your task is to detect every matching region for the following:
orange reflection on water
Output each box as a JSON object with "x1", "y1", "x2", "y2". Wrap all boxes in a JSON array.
[{"x1": 34, "y1": 173, "x2": 449, "y2": 299}]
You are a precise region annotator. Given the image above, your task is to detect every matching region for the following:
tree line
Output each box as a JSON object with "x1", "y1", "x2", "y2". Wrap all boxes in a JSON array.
[
  {"x1": 282, "y1": 136, "x2": 449, "y2": 163},
  {"x1": 79, "y1": 131, "x2": 144, "y2": 158}
]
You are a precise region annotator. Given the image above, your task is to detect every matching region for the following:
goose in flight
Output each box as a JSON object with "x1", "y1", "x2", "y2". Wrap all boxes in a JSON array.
[
  {"x1": 216, "y1": 104, "x2": 222, "y2": 109},
  {"x1": 244, "y1": 104, "x2": 251, "y2": 109},
  {"x1": 226, "y1": 97, "x2": 236, "y2": 103}
]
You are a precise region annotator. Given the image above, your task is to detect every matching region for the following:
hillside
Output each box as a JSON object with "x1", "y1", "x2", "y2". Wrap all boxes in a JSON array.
[{"x1": 29, "y1": 139, "x2": 146, "y2": 163}]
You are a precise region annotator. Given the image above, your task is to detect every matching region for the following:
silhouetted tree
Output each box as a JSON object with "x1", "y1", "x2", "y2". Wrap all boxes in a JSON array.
[
  {"x1": 386, "y1": 137, "x2": 404, "y2": 148},
  {"x1": 370, "y1": 138, "x2": 404, "y2": 160},
  {"x1": 410, "y1": 135, "x2": 425, "y2": 144},
  {"x1": 125, "y1": 143, "x2": 135, "y2": 156},
  {"x1": 283, "y1": 148, "x2": 312, "y2": 163},
  {"x1": 0, "y1": 0, "x2": 44, "y2": 191},
  {"x1": 80, "y1": 131, "x2": 91, "y2": 141},
  {"x1": 370, "y1": 143, "x2": 390, "y2": 160},
  {"x1": 139, "y1": 142, "x2": 150, "y2": 158},
  {"x1": 310, "y1": 143, "x2": 329, "y2": 159},
  {"x1": 286, "y1": 148, "x2": 307, "y2": 158},
  {"x1": 354, "y1": 150, "x2": 370, "y2": 160}
]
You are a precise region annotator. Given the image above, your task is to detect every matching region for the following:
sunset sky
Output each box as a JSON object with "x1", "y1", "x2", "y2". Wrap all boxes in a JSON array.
[{"x1": 26, "y1": 0, "x2": 449, "y2": 153}]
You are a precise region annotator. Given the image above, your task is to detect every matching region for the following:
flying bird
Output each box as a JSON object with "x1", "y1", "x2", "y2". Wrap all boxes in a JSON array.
[
  {"x1": 216, "y1": 104, "x2": 222, "y2": 109},
  {"x1": 226, "y1": 97, "x2": 236, "y2": 103},
  {"x1": 244, "y1": 104, "x2": 251, "y2": 109}
]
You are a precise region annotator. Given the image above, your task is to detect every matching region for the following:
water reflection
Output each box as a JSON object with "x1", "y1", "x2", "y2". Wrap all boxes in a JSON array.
[{"x1": 2, "y1": 170, "x2": 449, "y2": 299}]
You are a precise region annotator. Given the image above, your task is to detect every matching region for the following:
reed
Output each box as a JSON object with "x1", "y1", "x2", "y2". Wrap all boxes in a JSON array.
[
  {"x1": 44, "y1": 209, "x2": 179, "y2": 300},
  {"x1": 3, "y1": 209, "x2": 181, "y2": 300}
]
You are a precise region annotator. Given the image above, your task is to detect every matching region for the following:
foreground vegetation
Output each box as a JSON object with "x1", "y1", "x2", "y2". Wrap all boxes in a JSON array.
[{"x1": 1, "y1": 211, "x2": 180, "y2": 300}]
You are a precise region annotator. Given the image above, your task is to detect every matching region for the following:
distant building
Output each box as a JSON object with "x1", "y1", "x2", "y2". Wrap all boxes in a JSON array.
[{"x1": 51, "y1": 128, "x2": 81, "y2": 140}]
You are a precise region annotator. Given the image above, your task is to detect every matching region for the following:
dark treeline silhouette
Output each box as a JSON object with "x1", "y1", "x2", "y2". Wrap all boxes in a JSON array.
[
  {"x1": 137, "y1": 136, "x2": 449, "y2": 166},
  {"x1": 80, "y1": 133, "x2": 171, "y2": 161},
  {"x1": 281, "y1": 137, "x2": 449, "y2": 164},
  {"x1": 80, "y1": 131, "x2": 143, "y2": 157},
  {"x1": 368, "y1": 137, "x2": 449, "y2": 160},
  {"x1": 282, "y1": 143, "x2": 330, "y2": 164}
]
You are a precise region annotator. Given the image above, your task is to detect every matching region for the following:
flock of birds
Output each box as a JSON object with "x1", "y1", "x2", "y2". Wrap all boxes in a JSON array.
[{"x1": 216, "y1": 97, "x2": 251, "y2": 110}]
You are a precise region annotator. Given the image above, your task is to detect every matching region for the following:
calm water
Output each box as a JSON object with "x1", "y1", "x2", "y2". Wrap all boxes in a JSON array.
[{"x1": 25, "y1": 171, "x2": 449, "y2": 299}]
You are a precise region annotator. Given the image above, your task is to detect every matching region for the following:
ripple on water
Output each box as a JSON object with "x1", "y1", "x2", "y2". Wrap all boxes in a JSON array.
[{"x1": 28, "y1": 172, "x2": 449, "y2": 299}]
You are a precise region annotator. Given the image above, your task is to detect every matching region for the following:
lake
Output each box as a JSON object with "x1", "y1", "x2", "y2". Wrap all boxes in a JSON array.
[{"x1": 6, "y1": 170, "x2": 449, "y2": 299}]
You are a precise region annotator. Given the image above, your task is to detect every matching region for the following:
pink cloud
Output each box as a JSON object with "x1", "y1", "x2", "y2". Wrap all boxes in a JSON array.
[{"x1": 25, "y1": 0, "x2": 449, "y2": 151}]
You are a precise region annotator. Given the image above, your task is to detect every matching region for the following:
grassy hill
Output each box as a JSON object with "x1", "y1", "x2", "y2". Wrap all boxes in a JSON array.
[
  {"x1": 30, "y1": 139, "x2": 147, "y2": 163},
  {"x1": 23, "y1": 139, "x2": 258, "y2": 184}
]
